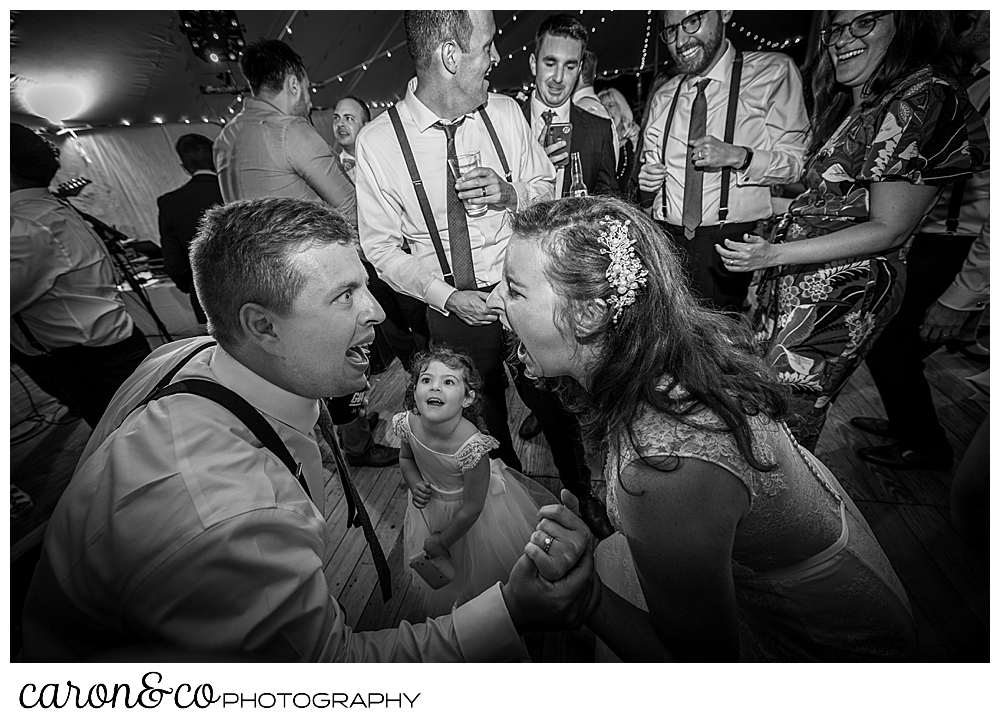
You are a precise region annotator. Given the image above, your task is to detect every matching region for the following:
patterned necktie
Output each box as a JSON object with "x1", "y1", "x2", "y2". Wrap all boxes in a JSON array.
[
  {"x1": 434, "y1": 118, "x2": 477, "y2": 291},
  {"x1": 316, "y1": 403, "x2": 392, "y2": 603},
  {"x1": 682, "y1": 78, "x2": 711, "y2": 240},
  {"x1": 541, "y1": 108, "x2": 556, "y2": 133}
]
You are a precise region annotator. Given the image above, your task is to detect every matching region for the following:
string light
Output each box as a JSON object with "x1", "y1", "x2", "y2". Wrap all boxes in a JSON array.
[
  {"x1": 122, "y1": 120, "x2": 130, "y2": 126},
  {"x1": 639, "y1": 10, "x2": 653, "y2": 71},
  {"x1": 730, "y1": 19, "x2": 803, "y2": 52}
]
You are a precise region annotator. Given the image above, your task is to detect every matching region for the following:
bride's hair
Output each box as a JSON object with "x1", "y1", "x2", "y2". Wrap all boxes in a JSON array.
[{"x1": 510, "y1": 196, "x2": 787, "y2": 473}]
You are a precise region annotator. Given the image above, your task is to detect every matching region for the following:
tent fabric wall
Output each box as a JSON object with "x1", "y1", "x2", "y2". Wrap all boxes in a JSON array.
[{"x1": 52, "y1": 123, "x2": 221, "y2": 245}]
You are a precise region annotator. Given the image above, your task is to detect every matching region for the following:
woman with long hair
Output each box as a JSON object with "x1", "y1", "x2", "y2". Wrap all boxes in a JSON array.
[
  {"x1": 716, "y1": 10, "x2": 988, "y2": 450},
  {"x1": 598, "y1": 87, "x2": 642, "y2": 196},
  {"x1": 488, "y1": 196, "x2": 917, "y2": 662}
]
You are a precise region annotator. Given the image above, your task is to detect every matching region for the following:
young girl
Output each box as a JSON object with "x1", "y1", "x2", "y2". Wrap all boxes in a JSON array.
[{"x1": 393, "y1": 345, "x2": 552, "y2": 617}]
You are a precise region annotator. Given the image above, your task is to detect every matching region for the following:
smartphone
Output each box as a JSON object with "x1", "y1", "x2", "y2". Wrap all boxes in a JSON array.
[{"x1": 544, "y1": 122, "x2": 573, "y2": 167}]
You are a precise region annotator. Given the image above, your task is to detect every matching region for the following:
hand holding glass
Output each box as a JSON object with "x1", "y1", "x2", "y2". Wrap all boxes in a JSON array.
[{"x1": 448, "y1": 151, "x2": 488, "y2": 218}]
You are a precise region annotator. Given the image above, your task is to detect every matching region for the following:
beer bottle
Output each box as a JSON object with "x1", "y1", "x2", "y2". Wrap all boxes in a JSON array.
[{"x1": 569, "y1": 152, "x2": 587, "y2": 197}]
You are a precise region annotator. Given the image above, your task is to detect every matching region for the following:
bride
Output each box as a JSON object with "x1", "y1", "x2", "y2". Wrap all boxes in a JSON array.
[{"x1": 487, "y1": 196, "x2": 917, "y2": 662}]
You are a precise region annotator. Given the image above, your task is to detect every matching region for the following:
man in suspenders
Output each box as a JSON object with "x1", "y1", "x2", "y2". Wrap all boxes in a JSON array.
[
  {"x1": 638, "y1": 10, "x2": 808, "y2": 312},
  {"x1": 356, "y1": 10, "x2": 555, "y2": 472},
  {"x1": 855, "y1": 10, "x2": 990, "y2": 471},
  {"x1": 22, "y1": 197, "x2": 600, "y2": 662}
]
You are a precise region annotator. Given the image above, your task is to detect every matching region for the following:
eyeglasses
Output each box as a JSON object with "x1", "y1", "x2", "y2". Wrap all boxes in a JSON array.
[
  {"x1": 659, "y1": 11, "x2": 711, "y2": 45},
  {"x1": 820, "y1": 11, "x2": 893, "y2": 47}
]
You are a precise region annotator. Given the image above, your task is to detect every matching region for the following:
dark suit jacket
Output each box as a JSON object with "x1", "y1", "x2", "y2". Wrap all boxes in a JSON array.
[
  {"x1": 157, "y1": 173, "x2": 223, "y2": 322},
  {"x1": 521, "y1": 101, "x2": 618, "y2": 197}
]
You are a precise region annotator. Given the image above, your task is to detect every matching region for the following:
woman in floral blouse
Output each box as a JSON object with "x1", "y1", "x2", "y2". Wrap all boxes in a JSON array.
[{"x1": 716, "y1": 10, "x2": 988, "y2": 450}]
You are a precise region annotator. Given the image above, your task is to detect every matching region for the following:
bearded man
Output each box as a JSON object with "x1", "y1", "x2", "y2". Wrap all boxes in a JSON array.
[{"x1": 638, "y1": 10, "x2": 808, "y2": 311}]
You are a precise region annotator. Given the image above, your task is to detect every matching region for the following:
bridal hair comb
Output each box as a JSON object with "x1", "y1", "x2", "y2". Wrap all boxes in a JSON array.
[{"x1": 597, "y1": 216, "x2": 648, "y2": 323}]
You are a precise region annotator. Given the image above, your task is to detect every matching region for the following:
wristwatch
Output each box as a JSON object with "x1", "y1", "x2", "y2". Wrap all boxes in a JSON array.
[{"x1": 736, "y1": 146, "x2": 753, "y2": 172}]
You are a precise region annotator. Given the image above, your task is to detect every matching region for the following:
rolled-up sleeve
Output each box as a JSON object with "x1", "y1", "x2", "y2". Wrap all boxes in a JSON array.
[
  {"x1": 736, "y1": 55, "x2": 808, "y2": 187},
  {"x1": 505, "y1": 103, "x2": 556, "y2": 211}
]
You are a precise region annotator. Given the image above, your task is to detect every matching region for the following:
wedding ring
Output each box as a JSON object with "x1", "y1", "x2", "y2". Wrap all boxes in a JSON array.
[
  {"x1": 481, "y1": 187, "x2": 487, "y2": 197},
  {"x1": 542, "y1": 535, "x2": 554, "y2": 554}
]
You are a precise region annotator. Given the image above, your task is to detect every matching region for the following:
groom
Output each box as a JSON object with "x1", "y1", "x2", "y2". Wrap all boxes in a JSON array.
[{"x1": 21, "y1": 196, "x2": 600, "y2": 662}]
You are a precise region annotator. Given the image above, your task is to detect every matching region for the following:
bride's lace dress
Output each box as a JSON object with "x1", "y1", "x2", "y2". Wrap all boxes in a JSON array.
[{"x1": 594, "y1": 384, "x2": 917, "y2": 662}]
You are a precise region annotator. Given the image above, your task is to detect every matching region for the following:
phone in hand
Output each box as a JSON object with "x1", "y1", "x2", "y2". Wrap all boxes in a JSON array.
[
  {"x1": 544, "y1": 122, "x2": 573, "y2": 167},
  {"x1": 408, "y1": 549, "x2": 456, "y2": 589}
]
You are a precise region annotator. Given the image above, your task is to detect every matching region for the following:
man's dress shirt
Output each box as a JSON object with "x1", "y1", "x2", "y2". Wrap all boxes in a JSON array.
[
  {"x1": 21, "y1": 337, "x2": 525, "y2": 662},
  {"x1": 356, "y1": 77, "x2": 555, "y2": 312},
  {"x1": 642, "y1": 41, "x2": 808, "y2": 226},
  {"x1": 10, "y1": 187, "x2": 134, "y2": 355},
  {"x1": 214, "y1": 98, "x2": 357, "y2": 226}
]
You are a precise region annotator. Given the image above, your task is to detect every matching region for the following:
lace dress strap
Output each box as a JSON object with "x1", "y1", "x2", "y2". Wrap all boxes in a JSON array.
[
  {"x1": 391, "y1": 411, "x2": 411, "y2": 442},
  {"x1": 454, "y1": 433, "x2": 499, "y2": 472},
  {"x1": 618, "y1": 405, "x2": 784, "y2": 512}
]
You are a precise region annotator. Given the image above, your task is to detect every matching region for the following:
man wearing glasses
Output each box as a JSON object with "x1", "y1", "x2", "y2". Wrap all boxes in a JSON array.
[{"x1": 638, "y1": 10, "x2": 808, "y2": 312}]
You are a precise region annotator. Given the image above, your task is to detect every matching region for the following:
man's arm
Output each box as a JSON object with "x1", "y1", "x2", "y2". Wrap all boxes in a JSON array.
[
  {"x1": 355, "y1": 130, "x2": 457, "y2": 313},
  {"x1": 286, "y1": 119, "x2": 358, "y2": 227},
  {"x1": 125, "y1": 508, "x2": 525, "y2": 662},
  {"x1": 156, "y1": 197, "x2": 191, "y2": 293},
  {"x1": 505, "y1": 99, "x2": 557, "y2": 210},
  {"x1": 735, "y1": 55, "x2": 808, "y2": 186},
  {"x1": 921, "y1": 216, "x2": 990, "y2": 342}
]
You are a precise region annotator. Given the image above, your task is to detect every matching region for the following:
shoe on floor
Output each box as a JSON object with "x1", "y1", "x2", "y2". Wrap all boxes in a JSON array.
[
  {"x1": 346, "y1": 443, "x2": 399, "y2": 468},
  {"x1": 11, "y1": 485, "x2": 33, "y2": 520},
  {"x1": 518, "y1": 413, "x2": 543, "y2": 440},
  {"x1": 577, "y1": 493, "x2": 615, "y2": 541},
  {"x1": 856, "y1": 443, "x2": 952, "y2": 471},
  {"x1": 850, "y1": 416, "x2": 896, "y2": 438}
]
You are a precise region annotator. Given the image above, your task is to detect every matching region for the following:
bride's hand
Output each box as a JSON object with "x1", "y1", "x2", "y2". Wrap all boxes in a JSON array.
[{"x1": 526, "y1": 491, "x2": 591, "y2": 582}]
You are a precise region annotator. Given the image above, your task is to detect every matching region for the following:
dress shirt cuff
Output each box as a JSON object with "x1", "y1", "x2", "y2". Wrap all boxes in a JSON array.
[
  {"x1": 735, "y1": 147, "x2": 766, "y2": 186},
  {"x1": 938, "y1": 285, "x2": 990, "y2": 312},
  {"x1": 451, "y1": 583, "x2": 528, "y2": 662},
  {"x1": 426, "y1": 278, "x2": 457, "y2": 315}
]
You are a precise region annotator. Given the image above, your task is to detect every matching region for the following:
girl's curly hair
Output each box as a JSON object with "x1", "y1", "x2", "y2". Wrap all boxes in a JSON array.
[{"x1": 403, "y1": 344, "x2": 488, "y2": 433}]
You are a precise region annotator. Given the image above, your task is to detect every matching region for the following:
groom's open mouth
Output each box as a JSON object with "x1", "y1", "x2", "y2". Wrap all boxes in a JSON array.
[{"x1": 345, "y1": 342, "x2": 371, "y2": 366}]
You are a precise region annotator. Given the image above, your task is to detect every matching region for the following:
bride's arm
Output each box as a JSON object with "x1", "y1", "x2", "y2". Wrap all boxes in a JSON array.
[{"x1": 586, "y1": 456, "x2": 749, "y2": 662}]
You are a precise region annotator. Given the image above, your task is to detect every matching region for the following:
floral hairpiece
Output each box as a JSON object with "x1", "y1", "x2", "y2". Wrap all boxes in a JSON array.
[{"x1": 598, "y1": 216, "x2": 648, "y2": 323}]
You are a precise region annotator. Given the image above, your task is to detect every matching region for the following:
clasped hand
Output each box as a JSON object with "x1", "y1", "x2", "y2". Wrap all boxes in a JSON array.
[
  {"x1": 714, "y1": 233, "x2": 779, "y2": 272},
  {"x1": 445, "y1": 290, "x2": 499, "y2": 327},
  {"x1": 503, "y1": 490, "x2": 602, "y2": 634}
]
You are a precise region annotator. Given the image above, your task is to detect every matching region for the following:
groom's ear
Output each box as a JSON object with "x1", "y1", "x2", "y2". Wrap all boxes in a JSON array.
[{"x1": 575, "y1": 298, "x2": 610, "y2": 337}]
